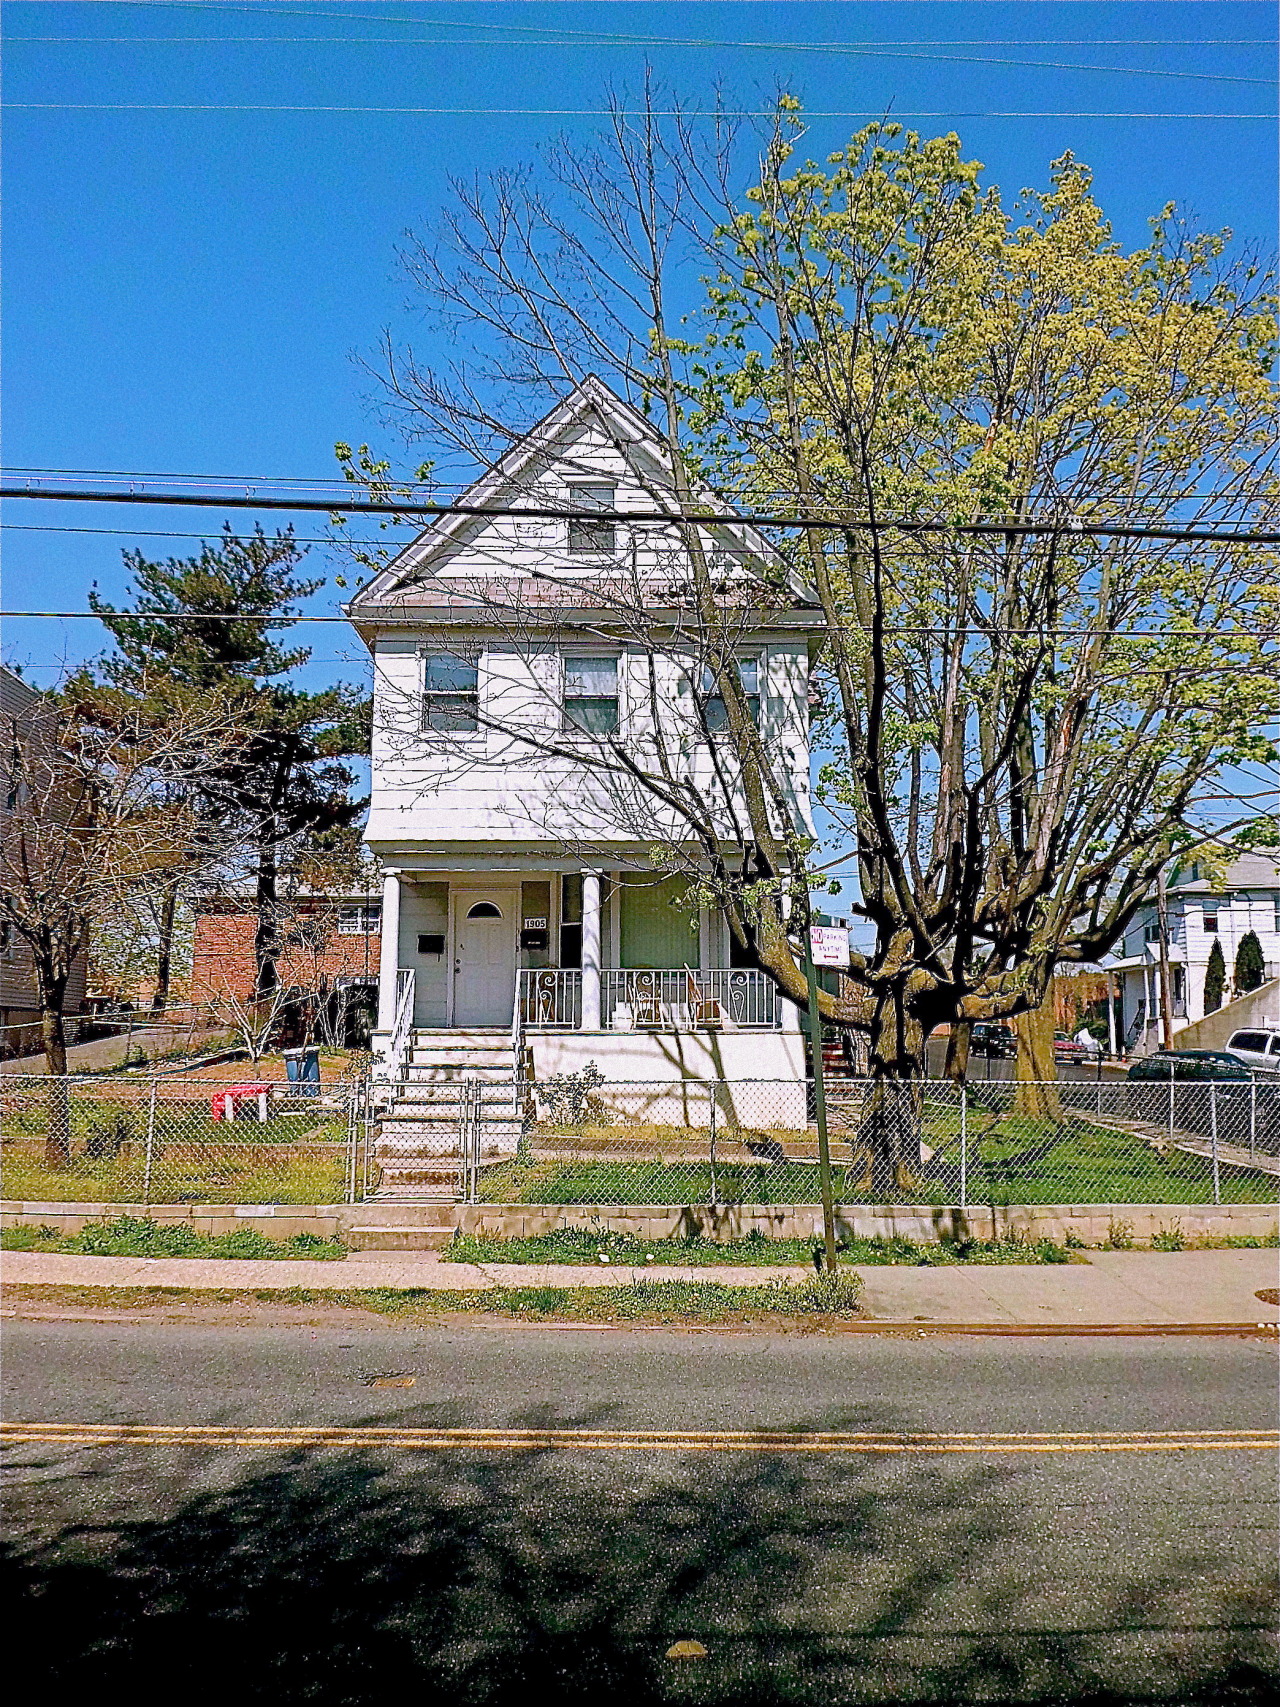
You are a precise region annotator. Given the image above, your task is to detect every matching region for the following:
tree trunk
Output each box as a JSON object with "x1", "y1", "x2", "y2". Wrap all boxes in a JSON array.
[
  {"x1": 150, "y1": 879, "x2": 179, "y2": 1015},
  {"x1": 40, "y1": 1005, "x2": 71, "y2": 1168},
  {"x1": 1013, "y1": 1005, "x2": 1062, "y2": 1121},
  {"x1": 944, "y1": 1022, "x2": 971, "y2": 1083},
  {"x1": 254, "y1": 835, "x2": 280, "y2": 997},
  {"x1": 858, "y1": 984, "x2": 929, "y2": 1197}
]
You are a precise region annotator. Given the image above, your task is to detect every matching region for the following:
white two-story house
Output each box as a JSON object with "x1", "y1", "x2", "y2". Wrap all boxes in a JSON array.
[
  {"x1": 1110, "y1": 852, "x2": 1280, "y2": 1054},
  {"x1": 347, "y1": 376, "x2": 819, "y2": 1101}
]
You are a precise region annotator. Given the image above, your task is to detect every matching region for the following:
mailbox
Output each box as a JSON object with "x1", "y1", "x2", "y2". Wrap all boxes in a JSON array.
[
  {"x1": 520, "y1": 928, "x2": 549, "y2": 951},
  {"x1": 417, "y1": 933, "x2": 446, "y2": 955}
]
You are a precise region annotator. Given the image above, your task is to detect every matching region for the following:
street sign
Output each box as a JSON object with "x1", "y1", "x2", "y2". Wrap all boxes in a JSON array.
[{"x1": 809, "y1": 925, "x2": 850, "y2": 968}]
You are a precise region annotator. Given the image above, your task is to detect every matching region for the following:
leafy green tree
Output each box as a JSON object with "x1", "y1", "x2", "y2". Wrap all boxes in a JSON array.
[
  {"x1": 87, "y1": 527, "x2": 369, "y2": 995},
  {"x1": 1234, "y1": 929, "x2": 1267, "y2": 994},
  {"x1": 1203, "y1": 938, "x2": 1226, "y2": 1014},
  {"x1": 363, "y1": 93, "x2": 1277, "y2": 1183}
]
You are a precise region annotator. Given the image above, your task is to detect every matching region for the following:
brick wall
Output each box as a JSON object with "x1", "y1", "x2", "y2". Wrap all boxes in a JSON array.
[{"x1": 191, "y1": 907, "x2": 381, "y2": 1004}]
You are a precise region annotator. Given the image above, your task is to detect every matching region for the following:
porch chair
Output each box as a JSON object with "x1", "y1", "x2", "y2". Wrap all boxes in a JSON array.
[{"x1": 684, "y1": 967, "x2": 725, "y2": 1030}]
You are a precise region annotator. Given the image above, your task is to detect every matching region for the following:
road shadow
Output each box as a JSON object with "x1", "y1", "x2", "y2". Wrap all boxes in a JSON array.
[{"x1": 2, "y1": 1432, "x2": 1275, "y2": 1703}]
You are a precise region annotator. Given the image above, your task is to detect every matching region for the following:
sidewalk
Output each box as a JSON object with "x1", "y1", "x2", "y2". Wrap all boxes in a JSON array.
[{"x1": 3, "y1": 1248, "x2": 1276, "y2": 1325}]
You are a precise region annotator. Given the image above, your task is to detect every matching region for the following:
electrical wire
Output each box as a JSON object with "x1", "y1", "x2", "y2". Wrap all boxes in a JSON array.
[
  {"x1": 2, "y1": 612, "x2": 1273, "y2": 641},
  {"x1": 3, "y1": 484, "x2": 1277, "y2": 546},
  {"x1": 11, "y1": 105, "x2": 1271, "y2": 119},
  {"x1": 8, "y1": 32, "x2": 1272, "y2": 83}
]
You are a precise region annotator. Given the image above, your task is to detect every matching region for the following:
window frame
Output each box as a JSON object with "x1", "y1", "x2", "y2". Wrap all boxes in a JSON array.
[
  {"x1": 420, "y1": 649, "x2": 481, "y2": 733},
  {"x1": 336, "y1": 902, "x2": 381, "y2": 936},
  {"x1": 562, "y1": 652, "x2": 621, "y2": 736},
  {"x1": 698, "y1": 656, "x2": 761, "y2": 734},
  {"x1": 566, "y1": 484, "x2": 618, "y2": 556}
]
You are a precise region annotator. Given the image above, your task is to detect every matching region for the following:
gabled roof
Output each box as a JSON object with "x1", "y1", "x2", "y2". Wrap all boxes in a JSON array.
[{"x1": 344, "y1": 374, "x2": 816, "y2": 619}]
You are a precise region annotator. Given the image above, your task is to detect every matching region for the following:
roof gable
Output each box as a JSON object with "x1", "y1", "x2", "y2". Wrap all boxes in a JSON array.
[{"x1": 345, "y1": 375, "x2": 808, "y2": 616}]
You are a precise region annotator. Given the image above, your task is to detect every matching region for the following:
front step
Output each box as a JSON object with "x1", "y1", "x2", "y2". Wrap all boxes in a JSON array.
[
  {"x1": 371, "y1": 1027, "x2": 524, "y2": 1200},
  {"x1": 347, "y1": 1224, "x2": 456, "y2": 1252}
]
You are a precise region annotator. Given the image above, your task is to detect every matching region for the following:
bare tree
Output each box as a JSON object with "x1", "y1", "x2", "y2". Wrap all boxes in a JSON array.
[{"x1": 1, "y1": 687, "x2": 246, "y2": 1162}]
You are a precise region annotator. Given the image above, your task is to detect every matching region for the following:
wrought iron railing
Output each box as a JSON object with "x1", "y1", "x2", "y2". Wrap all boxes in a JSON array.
[
  {"x1": 518, "y1": 968, "x2": 583, "y2": 1029},
  {"x1": 602, "y1": 968, "x2": 780, "y2": 1031}
]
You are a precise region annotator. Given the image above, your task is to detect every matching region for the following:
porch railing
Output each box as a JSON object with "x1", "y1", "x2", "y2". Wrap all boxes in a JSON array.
[
  {"x1": 518, "y1": 969, "x2": 583, "y2": 1029},
  {"x1": 603, "y1": 968, "x2": 780, "y2": 1031},
  {"x1": 386, "y1": 967, "x2": 416, "y2": 1081},
  {"x1": 518, "y1": 967, "x2": 782, "y2": 1031}
]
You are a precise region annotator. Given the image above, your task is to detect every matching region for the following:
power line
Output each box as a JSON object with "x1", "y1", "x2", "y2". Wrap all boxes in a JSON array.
[
  {"x1": 3, "y1": 484, "x2": 1277, "y2": 546},
  {"x1": 1, "y1": 611, "x2": 1273, "y2": 642},
  {"x1": 1, "y1": 522, "x2": 379, "y2": 545},
  {"x1": 9, "y1": 33, "x2": 1272, "y2": 83},
  {"x1": 11, "y1": 105, "x2": 1271, "y2": 119}
]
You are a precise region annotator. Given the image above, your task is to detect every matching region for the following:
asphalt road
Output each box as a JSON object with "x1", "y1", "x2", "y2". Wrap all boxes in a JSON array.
[{"x1": 3, "y1": 1319, "x2": 1276, "y2": 1704}]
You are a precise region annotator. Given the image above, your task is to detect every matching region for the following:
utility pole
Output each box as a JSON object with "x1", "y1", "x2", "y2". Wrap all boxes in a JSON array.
[
  {"x1": 804, "y1": 927, "x2": 839, "y2": 1275},
  {"x1": 1155, "y1": 868, "x2": 1175, "y2": 1051}
]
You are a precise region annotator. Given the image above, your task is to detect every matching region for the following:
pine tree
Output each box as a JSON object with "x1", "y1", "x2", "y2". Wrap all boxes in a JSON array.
[
  {"x1": 1234, "y1": 930, "x2": 1266, "y2": 994},
  {"x1": 1203, "y1": 938, "x2": 1226, "y2": 1014},
  {"x1": 85, "y1": 526, "x2": 369, "y2": 996}
]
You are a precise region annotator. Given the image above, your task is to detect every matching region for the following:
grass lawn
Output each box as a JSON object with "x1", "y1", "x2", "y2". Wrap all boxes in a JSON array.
[
  {"x1": 486, "y1": 1109, "x2": 1279, "y2": 1206},
  {"x1": 2, "y1": 1090, "x2": 351, "y2": 1203}
]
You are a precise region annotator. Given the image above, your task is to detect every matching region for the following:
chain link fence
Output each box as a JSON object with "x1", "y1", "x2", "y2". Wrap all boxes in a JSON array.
[
  {"x1": 4, "y1": 1069, "x2": 1278, "y2": 1208},
  {"x1": 461, "y1": 1074, "x2": 1279, "y2": 1208},
  {"x1": 1, "y1": 1073, "x2": 363, "y2": 1205}
]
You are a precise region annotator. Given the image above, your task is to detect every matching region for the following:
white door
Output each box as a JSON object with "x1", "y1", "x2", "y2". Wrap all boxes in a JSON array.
[{"x1": 452, "y1": 889, "x2": 516, "y2": 1026}]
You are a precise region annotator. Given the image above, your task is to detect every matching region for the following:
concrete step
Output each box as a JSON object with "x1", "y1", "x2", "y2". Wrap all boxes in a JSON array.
[
  {"x1": 346, "y1": 1224, "x2": 456, "y2": 1252},
  {"x1": 404, "y1": 1060, "x2": 514, "y2": 1076},
  {"x1": 342, "y1": 1202, "x2": 460, "y2": 1228},
  {"x1": 375, "y1": 1164, "x2": 465, "y2": 1190}
]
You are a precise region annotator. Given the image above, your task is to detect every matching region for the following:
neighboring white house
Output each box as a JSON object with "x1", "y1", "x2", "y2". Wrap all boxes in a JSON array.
[
  {"x1": 346, "y1": 375, "x2": 820, "y2": 1105},
  {"x1": 1108, "y1": 852, "x2": 1280, "y2": 1055}
]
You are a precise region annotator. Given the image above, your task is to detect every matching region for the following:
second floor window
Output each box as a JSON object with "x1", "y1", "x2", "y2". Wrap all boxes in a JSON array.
[
  {"x1": 702, "y1": 657, "x2": 760, "y2": 732},
  {"x1": 563, "y1": 655, "x2": 619, "y2": 734},
  {"x1": 422, "y1": 652, "x2": 479, "y2": 731},
  {"x1": 567, "y1": 484, "x2": 617, "y2": 554}
]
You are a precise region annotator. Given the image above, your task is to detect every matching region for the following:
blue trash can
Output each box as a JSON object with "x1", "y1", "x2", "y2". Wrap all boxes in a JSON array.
[{"x1": 284, "y1": 1047, "x2": 322, "y2": 1098}]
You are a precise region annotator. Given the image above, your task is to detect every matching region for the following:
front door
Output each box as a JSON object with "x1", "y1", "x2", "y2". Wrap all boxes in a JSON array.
[{"x1": 452, "y1": 888, "x2": 516, "y2": 1026}]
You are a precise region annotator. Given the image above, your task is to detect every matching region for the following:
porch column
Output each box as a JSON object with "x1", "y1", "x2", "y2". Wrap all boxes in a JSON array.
[
  {"x1": 581, "y1": 869, "x2": 602, "y2": 1030},
  {"x1": 376, "y1": 869, "x2": 402, "y2": 1031}
]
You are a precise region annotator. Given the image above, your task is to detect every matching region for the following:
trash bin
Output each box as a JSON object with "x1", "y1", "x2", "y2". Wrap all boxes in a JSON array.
[{"x1": 284, "y1": 1045, "x2": 322, "y2": 1098}]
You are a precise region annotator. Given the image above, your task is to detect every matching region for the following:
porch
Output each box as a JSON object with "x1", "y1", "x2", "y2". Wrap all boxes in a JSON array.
[{"x1": 373, "y1": 865, "x2": 793, "y2": 1036}]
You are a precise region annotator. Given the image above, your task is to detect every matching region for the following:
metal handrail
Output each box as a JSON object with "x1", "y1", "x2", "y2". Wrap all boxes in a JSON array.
[{"x1": 386, "y1": 967, "x2": 416, "y2": 1082}]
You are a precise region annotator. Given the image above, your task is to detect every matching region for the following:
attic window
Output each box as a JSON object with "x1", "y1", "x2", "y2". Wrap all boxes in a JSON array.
[{"x1": 567, "y1": 484, "x2": 617, "y2": 554}]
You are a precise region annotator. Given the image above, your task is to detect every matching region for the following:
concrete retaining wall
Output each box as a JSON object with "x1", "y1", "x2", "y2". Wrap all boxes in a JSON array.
[
  {"x1": 5, "y1": 1198, "x2": 1276, "y2": 1246},
  {"x1": 1171, "y1": 978, "x2": 1280, "y2": 1052}
]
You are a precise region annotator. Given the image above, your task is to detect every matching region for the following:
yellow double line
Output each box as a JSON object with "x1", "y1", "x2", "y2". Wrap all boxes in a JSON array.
[{"x1": 3, "y1": 1423, "x2": 1277, "y2": 1454}]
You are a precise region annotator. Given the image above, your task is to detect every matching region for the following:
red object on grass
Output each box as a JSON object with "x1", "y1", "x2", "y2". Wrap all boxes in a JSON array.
[{"x1": 210, "y1": 1083, "x2": 274, "y2": 1121}]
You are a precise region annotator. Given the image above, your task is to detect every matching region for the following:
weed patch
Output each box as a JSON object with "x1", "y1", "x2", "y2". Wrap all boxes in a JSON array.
[
  {"x1": 1, "y1": 1215, "x2": 346, "y2": 1261},
  {"x1": 441, "y1": 1224, "x2": 1075, "y2": 1267}
]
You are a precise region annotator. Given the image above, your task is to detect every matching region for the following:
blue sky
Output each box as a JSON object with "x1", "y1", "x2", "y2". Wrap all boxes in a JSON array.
[{"x1": 2, "y1": 0, "x2": 1276, "y2": 690}]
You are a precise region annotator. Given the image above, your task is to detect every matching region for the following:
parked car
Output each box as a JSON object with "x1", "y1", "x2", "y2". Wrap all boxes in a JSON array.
[
  {"x1": 1127, "y1": 1050, "x2": 1252, "y2": 1082},
  {"x1": 1126, "y1": 1051, "x2": 1280, "y2": 1156},
  {"x1": 1224, "y1": 1028, "x2": 1280, "y2": 1074},
  {"x1": 1053, "y1": 1032, "x2": 1089, "y2": 1065},
  {"x1": 970, "y1": 1023, "x2": 1017, "y2": 1059}
]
